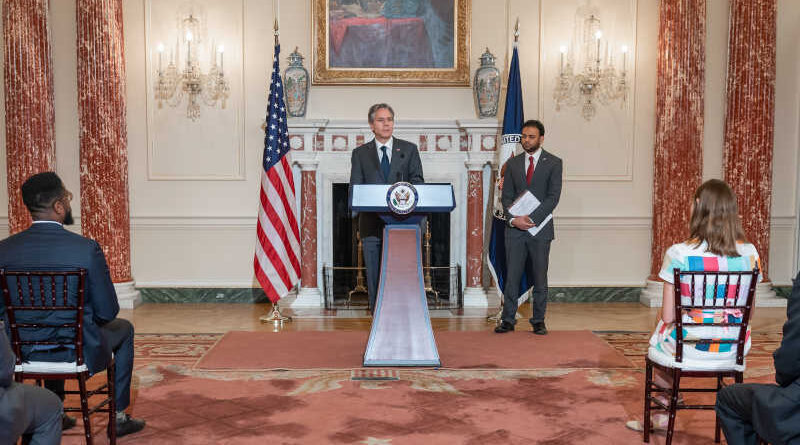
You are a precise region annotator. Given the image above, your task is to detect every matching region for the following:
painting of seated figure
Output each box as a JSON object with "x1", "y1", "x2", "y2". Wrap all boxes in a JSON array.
[{"x1": 314, "y1": 0, "x2": 469, "y2": 85}]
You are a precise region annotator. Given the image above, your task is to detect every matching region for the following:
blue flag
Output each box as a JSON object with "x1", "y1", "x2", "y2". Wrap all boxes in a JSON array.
[{"x1": 487, "y1": 44, "x2": 532, "y2": 304}]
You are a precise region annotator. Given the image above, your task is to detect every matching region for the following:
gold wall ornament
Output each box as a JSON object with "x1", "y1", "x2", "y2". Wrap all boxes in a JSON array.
[{"x1": 312, "y1": 0, "x2": 470, "y2": 86}]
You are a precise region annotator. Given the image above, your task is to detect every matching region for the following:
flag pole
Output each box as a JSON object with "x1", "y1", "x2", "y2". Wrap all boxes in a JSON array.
[
  {"x1": 259, "y1": 15, "x2": 292, "y2": 324},
  {"x1": 487, "y1": 17, "x2": 525, "y2": 323}
]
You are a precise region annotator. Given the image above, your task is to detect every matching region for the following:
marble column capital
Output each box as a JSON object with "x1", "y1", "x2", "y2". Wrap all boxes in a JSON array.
[
  {"x1": 294, "y1": 158, "x2": 320, "y2": 171},
  {"x1": 465, "y1": 155, "x2": 492, "y2": 171}
]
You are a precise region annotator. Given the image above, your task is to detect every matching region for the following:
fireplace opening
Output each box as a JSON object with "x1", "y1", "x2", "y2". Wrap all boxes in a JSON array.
[{"x1": 323, "y1": 183, "x2": 461, "y2": 309}]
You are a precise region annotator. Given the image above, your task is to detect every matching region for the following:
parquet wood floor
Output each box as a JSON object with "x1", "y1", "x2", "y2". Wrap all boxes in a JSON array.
[{"x1": 124, "y1": 302, "x2": 788, "y2": 334}]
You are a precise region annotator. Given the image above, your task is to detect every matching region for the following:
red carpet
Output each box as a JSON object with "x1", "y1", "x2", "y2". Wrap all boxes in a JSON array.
[
  {"x1": 195, "y1": 330, "x2": 634, "y2": 370},
  {"x1": 53, "y1": 332, "x2": 780, "y2": 444}
]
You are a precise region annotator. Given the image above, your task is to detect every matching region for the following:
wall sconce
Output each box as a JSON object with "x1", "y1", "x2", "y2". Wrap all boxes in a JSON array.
[
  {"x1": 154, "y1": 13, "x2": 230, "y2": 121},
  {"x1": 553, "y1": 9, "x2": 628, "y2": 121}
]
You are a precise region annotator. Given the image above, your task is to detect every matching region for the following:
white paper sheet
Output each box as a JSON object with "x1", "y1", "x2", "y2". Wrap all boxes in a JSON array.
[{"x1": 508, "y1": 190, "x2": 553, "y2": 237}]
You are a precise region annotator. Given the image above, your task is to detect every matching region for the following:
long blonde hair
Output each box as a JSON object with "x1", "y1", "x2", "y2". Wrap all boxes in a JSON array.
[{"x1": 687, "y1": 179, "x2": 747, "y2": 257}]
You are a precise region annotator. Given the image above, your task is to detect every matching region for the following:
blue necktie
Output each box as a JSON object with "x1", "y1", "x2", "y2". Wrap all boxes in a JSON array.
[{"x1": 380, "y1": 146, "x2": 391, "y2": 182}]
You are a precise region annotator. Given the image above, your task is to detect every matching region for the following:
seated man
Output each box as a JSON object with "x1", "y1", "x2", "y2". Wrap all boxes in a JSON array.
[
  {"x1": 716, "y1": 269, "x2": 800, "y2": 445},
  {"x1": 0, "y1": 172, "x2": 145, "y2": 437},
  {"x1": 0, "y1": 327, "x2": 62, "y2": 445}
]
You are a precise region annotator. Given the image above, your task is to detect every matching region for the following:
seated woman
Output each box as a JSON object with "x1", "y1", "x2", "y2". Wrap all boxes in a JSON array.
[{"x1": 629, "y1": 178, "x2": 761, "y2": 431}]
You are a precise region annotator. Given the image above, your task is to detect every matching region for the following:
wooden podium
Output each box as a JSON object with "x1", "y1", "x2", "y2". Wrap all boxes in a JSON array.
[{"x1": 350, "y1": 183, "x2": 455, "y2": 367}]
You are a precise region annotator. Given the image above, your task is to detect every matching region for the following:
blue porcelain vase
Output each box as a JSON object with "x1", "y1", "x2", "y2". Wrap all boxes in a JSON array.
[
  {"x1": 474, "y1": 48, "x2": 501, "y2": 118},
  {"x1": 284, "y1": 47, "x2": 309, "y2": 117}
]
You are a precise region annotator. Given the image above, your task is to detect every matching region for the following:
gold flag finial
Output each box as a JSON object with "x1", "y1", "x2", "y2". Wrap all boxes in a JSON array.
[{"x1": 514, "y1": 18, "x2": 520, "y2": 43}]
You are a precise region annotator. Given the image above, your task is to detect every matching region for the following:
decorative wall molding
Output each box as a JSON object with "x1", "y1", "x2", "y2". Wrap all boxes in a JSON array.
[
  {"x1": 144, "y1": 0, "x2": 246, "y2": 181},
  {"x1": 538, "y1": 0, "x2": 639, "y2": 181},
  {"x1": 2, "y1": 215, "x2": 794, "y2": 231}
]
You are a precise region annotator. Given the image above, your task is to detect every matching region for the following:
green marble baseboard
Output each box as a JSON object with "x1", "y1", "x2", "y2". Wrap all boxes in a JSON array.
[
  {"x1": 547, "y1": 287, "x2": 642, "y2": 303},
  {"x1": 140, "y1": 286, "x2": 645, "y2": 304},
  {"x1": 140, "y1": 288, "x2": 271, "y2": 303},
  {"x1": 773, "y1": 286, "x2": 792, "y2": 299}
]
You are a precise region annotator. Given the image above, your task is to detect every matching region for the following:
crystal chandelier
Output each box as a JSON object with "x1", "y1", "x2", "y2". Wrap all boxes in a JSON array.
[
  {"x1": 553, "y1": 8, "x2": 628, "y2": 121},
  {"x1": 154, "y1": 13, "x2": 230, "y2": 121}
]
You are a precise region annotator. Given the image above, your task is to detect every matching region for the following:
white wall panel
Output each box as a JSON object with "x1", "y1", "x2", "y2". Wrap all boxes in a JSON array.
[
  {"x1": 0, "y1": 0, "x2": 798, "y2": 289},
  {"x1": 539, "y1": 0, "x2": 637, "y2": 181},
  {"x1": 144, "y1": 0, "x2": 245, "y2": 180}
]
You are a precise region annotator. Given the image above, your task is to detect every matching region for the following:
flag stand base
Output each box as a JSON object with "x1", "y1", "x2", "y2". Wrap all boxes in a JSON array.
[{"x1": 260, "y1": 302, "x2": 292, "y2": 323}]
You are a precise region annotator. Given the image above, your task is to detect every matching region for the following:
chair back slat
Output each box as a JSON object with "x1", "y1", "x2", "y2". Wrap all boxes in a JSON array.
[
  {"x1": 0, "y1": 269, "x2": 87, "y2": 366},
  {"x1": 672, "y1": 268, "x2": 759, "y2": 366}
]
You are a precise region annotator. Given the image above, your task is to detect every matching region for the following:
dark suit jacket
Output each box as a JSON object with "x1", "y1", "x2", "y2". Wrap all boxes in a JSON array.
[
  {"x1": 0, "y1": 328, "x2": 13, "y2": 394},
  {"x1": 0, "y1": 223, "x2": 120, "y2": 374},
  {"x1": 501, "y1": 149, "x2": 563, "y2": 241},
  {"x1": 756, "y1": 270, "x2": 800, "y2": 442},
  {"x1": 349, "y1": 137, "x2": 424, "y2": 237}
]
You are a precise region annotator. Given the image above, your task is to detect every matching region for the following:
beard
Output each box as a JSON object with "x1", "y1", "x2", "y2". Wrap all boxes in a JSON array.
[
  {"x1": 63, "y1": 209, "x2": 74, "y2": 226},
  {"x1": 523, "y1": 142, "x2": 540, "y2": 153}
]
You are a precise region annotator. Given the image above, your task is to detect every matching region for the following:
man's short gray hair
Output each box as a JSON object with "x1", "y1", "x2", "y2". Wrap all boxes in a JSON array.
[{"x1": 367, "y1": 103, "x2": 395, "y2": 123}]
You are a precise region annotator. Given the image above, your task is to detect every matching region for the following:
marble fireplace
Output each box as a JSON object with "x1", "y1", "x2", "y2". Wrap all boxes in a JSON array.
[{"x1": 286, "y1": 118, "x2": 503, "y2": 308}]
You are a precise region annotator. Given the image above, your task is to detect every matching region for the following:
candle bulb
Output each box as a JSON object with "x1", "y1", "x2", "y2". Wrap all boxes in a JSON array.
[
  {"x1": 594, "y1": 30, "x2": 602, "y2": 63},
  {"x1": 210, "y1": 39, "x2": 216, "y2": 67},
  {"x1": 157, "y1": 42, "x2": 164, "y2": 72},
  {"x1": 218, "y1": 44, "x2": 224, "y2": 73},
  {"x1": 559, "y1": 45, "x2": 567, "y2": 75},
  {"x1": 621, "y1": 45, "x2": 629, "y2": 71},
  {"x1": 186, "y1": 31, "x2": 193, "y2": 67}
]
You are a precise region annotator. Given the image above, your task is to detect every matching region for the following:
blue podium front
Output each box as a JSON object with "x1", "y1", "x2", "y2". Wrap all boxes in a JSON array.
[{"x1": 350, "y1": 183, "x2": 455, "y2": 367}]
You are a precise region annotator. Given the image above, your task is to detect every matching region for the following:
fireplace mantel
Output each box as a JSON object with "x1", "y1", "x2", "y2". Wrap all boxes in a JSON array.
[{"x1": 288, "y1": 118, "x2": 502, "y2": 308}]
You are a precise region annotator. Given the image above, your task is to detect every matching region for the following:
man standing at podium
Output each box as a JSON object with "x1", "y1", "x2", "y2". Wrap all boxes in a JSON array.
[
  {"x1": 495, "y1": 120, "x2": 562, "y2": 335},
  {"x1": 350, "y1": 103, "x2": 424, "y2": 311}
]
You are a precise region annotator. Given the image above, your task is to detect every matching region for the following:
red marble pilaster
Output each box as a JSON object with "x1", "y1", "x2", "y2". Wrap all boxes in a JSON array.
[
  {"x1": 76, "y1": 0, "x2": 131, "y2": 283},
  {"x1": 723, "y1": 0, "x2": 776, "y2": 280},
  {"x1": 465, "y1": 169, "x2": 483, "y2": 288},
  {"x1": 3, "y1": 0, "x2": 55, "y2": 234},
  {"x1": 649, "y1": 0, "x2": 706, "y2": 279},
  {"x1": 300, "y1": 169, "x2": 318, "y2": 288}
]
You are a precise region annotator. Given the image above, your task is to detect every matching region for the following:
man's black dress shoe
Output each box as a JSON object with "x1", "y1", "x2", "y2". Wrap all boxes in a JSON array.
[
  {"x1": 532, "y1": 322, "x2": 548, "y2": 335},
  {"x1": 62, "y1": 414, "x2": 77, "y2": 430},
  {"x1": 494, "y1": 322, "x2": 514, "y2": 333},
  {"x1": 116, "y1": 413, "x2": 146, "y2": 437}
]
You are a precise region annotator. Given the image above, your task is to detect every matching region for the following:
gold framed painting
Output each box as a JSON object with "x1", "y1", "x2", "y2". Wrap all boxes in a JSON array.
[{"x1": 312, "y1": 0, "x2": 470, "y2": 86}]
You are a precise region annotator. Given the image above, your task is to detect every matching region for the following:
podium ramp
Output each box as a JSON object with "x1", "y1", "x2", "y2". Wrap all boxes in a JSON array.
[{"x1": 363, "y1": 226, "x2": 440, "y2": 367}]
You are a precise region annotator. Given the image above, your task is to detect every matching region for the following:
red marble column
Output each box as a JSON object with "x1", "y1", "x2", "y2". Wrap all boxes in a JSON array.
[
  {"x1": 465, "y1": 168, "x2": 483, "y2": 288},
  {"x1": 723, "y1": 0, "x2": 776, "y2": 280},
  {"x1": 300, "y1": 168, "x2": 318, "y2": 289},
  {"x1": 649, "y1": 0, "x2": 706, "y2": 279},
  {"x1": 76, "y1": 0, "x2": 131, "y2": 283},
  {"x1": 3, "y1": 0, "x2": 55, "y2": 234}
]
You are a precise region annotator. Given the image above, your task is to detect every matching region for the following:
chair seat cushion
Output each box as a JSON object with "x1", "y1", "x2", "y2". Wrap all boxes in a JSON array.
[
  {"x1": 15, "y1": 361, "x2": 88, "y2": 374},
  {"x1": 647, "y1": 346, "x2": 745, "y2": 372}
]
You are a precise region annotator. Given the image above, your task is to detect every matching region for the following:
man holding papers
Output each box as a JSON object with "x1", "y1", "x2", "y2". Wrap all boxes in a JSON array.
[{"x1": 495, "y1": 120, "x2": 562, "y2": 335}]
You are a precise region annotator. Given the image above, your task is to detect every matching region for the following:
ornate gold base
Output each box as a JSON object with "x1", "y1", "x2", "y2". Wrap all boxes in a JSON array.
[{"x1": 259, "y1": 302, "x2": 292, "y2": 323}]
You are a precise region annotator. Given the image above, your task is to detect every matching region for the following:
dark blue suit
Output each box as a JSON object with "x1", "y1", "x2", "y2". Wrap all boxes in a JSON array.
[
  {"x1": 350, "y1": 137, "x2": 424, "y2": 308},
  {"x1": 0, "y1": 222, "x2": 134, "y2": 410},
  {"x1": 716, "y1": 270, "x2": 800, "y2": 445}
]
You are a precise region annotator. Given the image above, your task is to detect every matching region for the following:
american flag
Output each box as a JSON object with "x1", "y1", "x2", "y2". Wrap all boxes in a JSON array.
[{"x1": 254, "y1": 43, "x2": 300, "y2": 303}]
